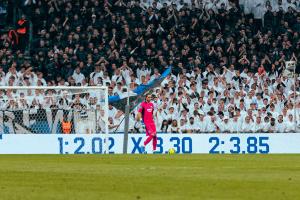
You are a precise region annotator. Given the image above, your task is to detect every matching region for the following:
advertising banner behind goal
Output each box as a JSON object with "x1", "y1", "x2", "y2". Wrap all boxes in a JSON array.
[{"x1": 1, "y1": 133, "x2": 300, "y2": 154}]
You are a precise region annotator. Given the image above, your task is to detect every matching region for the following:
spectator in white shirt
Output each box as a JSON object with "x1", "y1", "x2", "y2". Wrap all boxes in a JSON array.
[
  {"x1": 137, "y1": 65, "x2": 151, "y2": 80},
  {"x1": 90, "y1": 65, "x2": 103, "y2": 85},
  {"x1": 268, "y1": 103, "x2": 279, "y2": 118},
  {"x1": 262, "y1": 116, "x2": 270, "y2": 132},
  {"x1": 167, "y1": 119, "x2": 180, "y2": 133},
  {"x1": 114, "y1": 110, "x2": 130, "y2": 132},
  {"x1": 254, "y1": 116, "x2": 264, "y2": 132},
  {"x1": 228, "y1": 115, "x2": 241, "y2": 133},
  {"x1": 203, "y1": 98, "x2": 214, "y2": 113},
  {"x1": 283, "y1": 0, "x2": 296, "y2": 11},
  {"x1": 187, "y1": 117, "x2": 197, "y2": 133},
  {"x1": 113, "y1": 82, "x2": 124, "y2": 96},
  {"x1": 111, "y1": 68, "x2": 124, "y2": 84},
  {"x1": 205, "y1": 115, "x2": 218, "y2": 133},
  {"x1": 204, "y1": 0, "x2": 218, "y2": 11},
  {"x1": 256, "y1": 93, "x2": 264, "y2": 109},
  {"x1": 34, "y1": 72, "x2": 47, "y2": 86},
  {"x1": 276, "y1": 115, "x2": 286, "y2": 133},
  {"x1": 102, "y1": 72, "x2": 111, "y2": 86},
  {"x1": 108, "y1": 104, "x2": 117, "y2": 118},
  {"x1": 120, "y1": 63, "x2": 133, "y2": 85},
  {"x1": 219, "y1": 116, "x2": 232, "y2": 133},
  {"x1": 18, "y1": 92, "x2": 29, "y2": 109},
  {"x1": 140, "y1": 0, "x2": 151, "y2": 9},
  {"x1": 215, "y1": 111, "x2": 225, "y2": 128},
  {"x1": 108, "y1": 117, "x2": 118, "y2": 132},
  {"x1": 197, "y1": 114, "x2": 207, "y2": 133},
  {"x1": 252, "y1": 0, "x2": 265, "y2": 20},
  {"x1": 241, "y1": 116, "x2": 254, "y2": 133},
  {"x1": 72, "y1": 67, "x2": 85, "y2": 84},
  {"x1": 165, "y1": 106, "x2": 177, "y2": 122},
  {"x1": 179, "y1": 118, "x2": 188, "y2": 133},
  {"x1": 150, "y1": 68, "x2": 161, "y2": 81},
  {"x1": 285, "y1": 114, "x2": 296, "y2": 132}
]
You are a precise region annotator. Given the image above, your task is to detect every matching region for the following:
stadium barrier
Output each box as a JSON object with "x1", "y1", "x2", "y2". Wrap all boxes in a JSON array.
[{"x1": 1, "y1": 133, "x2": 300, "y2": 154}]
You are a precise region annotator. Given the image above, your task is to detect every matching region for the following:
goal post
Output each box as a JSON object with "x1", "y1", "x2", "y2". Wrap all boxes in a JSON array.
[{"x1": 0, "y1": 86, "x2": 109, "y2": 153}]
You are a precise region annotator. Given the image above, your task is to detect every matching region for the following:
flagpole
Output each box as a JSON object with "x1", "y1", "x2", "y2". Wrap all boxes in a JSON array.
[{"x1": 123, "y1": 86, "x2": 130, "y2": 154}]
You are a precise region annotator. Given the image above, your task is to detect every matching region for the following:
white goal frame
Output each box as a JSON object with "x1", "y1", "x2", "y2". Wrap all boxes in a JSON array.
[{"x1": 0, "y1": 86, "x2": 109, "y2": 153}]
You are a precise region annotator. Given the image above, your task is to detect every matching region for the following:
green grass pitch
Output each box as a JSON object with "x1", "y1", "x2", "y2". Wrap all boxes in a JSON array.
[{"x1": 0, "y1": 155, "x2": 300, "y2": 200}]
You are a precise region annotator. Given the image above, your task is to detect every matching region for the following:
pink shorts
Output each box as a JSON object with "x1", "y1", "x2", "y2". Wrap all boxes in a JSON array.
[{"x1": 145, "y1": 122, "x2": 156, "y2": 136}]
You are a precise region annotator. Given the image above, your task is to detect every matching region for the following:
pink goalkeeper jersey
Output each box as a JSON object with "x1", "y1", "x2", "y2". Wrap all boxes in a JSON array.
[{"x1": 138, "y1": 102, "x2": 155, "y2": 124}]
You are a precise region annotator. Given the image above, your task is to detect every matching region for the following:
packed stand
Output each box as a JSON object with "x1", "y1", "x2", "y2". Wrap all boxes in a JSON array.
[{"x1": 0, "y1": 0, "x2": 300, "y2": 133}]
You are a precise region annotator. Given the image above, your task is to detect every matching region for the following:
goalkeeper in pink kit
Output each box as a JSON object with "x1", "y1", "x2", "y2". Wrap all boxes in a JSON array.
[{"x1": 136, "y1": 94, "x2": 158, "y2": 154}]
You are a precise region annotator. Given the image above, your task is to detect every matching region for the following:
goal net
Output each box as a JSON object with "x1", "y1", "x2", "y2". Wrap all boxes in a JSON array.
[{"x1": 0, "y1": 86, "x2": 109, "y2": 136}]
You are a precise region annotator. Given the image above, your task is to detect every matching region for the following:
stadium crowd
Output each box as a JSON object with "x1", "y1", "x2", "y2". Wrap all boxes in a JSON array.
[{"x1": 0, "y1": 0, "x2": 300, "y2": 133}]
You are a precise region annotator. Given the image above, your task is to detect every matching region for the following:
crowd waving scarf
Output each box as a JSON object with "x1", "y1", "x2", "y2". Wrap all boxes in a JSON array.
[{"x1": 109, "y1": 66, "x2": 172, "y2": 113}]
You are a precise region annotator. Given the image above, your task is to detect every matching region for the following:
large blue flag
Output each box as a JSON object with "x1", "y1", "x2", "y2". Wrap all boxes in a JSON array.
[{"x1": 109, "y1": 66, "x2": 172, "y2": 113}]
